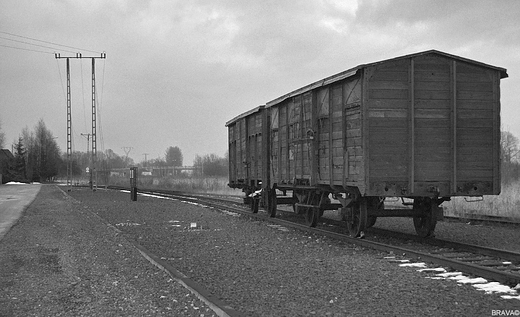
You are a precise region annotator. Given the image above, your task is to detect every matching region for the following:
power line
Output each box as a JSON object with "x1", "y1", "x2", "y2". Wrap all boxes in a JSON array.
[
  {"x1": 0, "y1": 35, "x2": 78, "y2": 54},
  {"x1": 0, "y1": 31, "x2": 102, "y2": 54},
  {"x1": 0, "y1": 43, "x2": 55, "y2": 54}
]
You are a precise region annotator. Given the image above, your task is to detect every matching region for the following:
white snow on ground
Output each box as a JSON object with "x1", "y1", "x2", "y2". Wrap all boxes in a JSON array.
[
  {"x1": 127, "y1": 191, "x2": 209, "y2": 208},
  {"x1": 138, "y1": 193, "x2": 176, "y2": 200},
  {"x1": 399, "y1": 262, "x2": 427, "y2": 268},
  {"x1": 432, "y1": 270, "x2": 520, "y2": 300},
  {"x1": 436, "y1": 272, "x2": 464, "y2": 277},
  {"x1": 451, "y1": 277, "x2": 488, "y2": 284},
  {"x1": 390, "y1": 258, "x2": 520, "y2": 301},
  {"x1": 143, "y1": 193, "x2": 215, "y2": 208},
  {"x1": 417, "y1": 268, "x2": 447, "y2": 273},
  {"x1": 5, "y1": 182, "x2": 29, "y2": 185}
]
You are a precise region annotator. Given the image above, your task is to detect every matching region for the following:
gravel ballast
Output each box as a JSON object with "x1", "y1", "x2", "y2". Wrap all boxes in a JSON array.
[
  {"x1": 0, "y1": 185, "x2": 217, "y2": 316},
  {"x1": 62, "y1": 187, "x2": 519, "y2": 316}
]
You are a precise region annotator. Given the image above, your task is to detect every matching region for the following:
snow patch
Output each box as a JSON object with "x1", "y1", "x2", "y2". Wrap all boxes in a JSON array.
[{"x1": 399, "y1": 262, "x2": 427, "y2": 268}]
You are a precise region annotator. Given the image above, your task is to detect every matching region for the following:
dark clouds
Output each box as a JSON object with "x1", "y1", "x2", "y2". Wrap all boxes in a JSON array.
[{"x1": 1, "y1": 0, "x2": 519, "y2": 163}]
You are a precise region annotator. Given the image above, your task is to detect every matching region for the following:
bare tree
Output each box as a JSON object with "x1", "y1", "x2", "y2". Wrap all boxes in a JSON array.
[
  {"x1": 21, "y1": 120, "x2": 61, "y2": 182},
  {"x1": 501, "y1": 130, "x2": 520, "y2": 183},
  {"x1": 501, "y1": 131, "x2": 519, "y2": 164}
]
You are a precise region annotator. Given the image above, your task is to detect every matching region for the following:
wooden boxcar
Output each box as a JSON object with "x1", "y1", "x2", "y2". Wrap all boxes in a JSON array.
[
  {"x1": 226, "y1": 106, "x2": 268, "y2": 211},
  {"x1": 227, "y1": 50, "x2": 508, "y2": 237}
]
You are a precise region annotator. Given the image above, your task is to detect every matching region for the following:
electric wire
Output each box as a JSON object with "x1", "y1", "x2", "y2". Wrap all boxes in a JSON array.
[
  {"x1": 0, "y1": 43, "x2": 55, "y2": 54},
  {"x1": 2, "y1": 31, "x2": 106, "y2": 183},
  {"x1": 0, "y1": 35, "x2": 77, "y2": 54},
  {"x1": 0, "y1": 31, "x2": 102, "y2": 54}
]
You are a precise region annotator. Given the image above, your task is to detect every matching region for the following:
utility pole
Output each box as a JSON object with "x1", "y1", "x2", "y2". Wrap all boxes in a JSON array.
[
  {"x1": 55, "y1": 52, "x2": 106, "y2": 191},
  {"x1": 142, "y1": 153, "x2": 149, "y2": 167},
  {"x1": 58, "y1": 57, "x2": 72, "y2": 191},
  {"x1": 122, "y1": 146, "x2": 133, "y2": 166}
]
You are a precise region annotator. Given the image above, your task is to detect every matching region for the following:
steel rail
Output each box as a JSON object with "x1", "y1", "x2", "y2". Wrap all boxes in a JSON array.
[{"x1": 111, "y1": 186, "x2": 520, "y2": 287}]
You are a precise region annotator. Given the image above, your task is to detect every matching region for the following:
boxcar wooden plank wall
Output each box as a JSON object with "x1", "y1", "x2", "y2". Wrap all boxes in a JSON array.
[
  {"x1": 302, "y1": 92, "x2": 313, "y2": 181},
  {"x1": 269, "y1": 75, "x2": 364, "y2": 189},
  {"x1": 227, "y1": 107, "x2": 265, "y2": 189},
  {"x1": 365, "y1": 53, "x2": 501, "y2": 197},
  {"x1": 412, "y1": 55, "x2": 453, "y2": 195},
  {"x1": 228, "y1": 123, "x2": 236, "y2": 182},
  {"x1": 330, "y1": 84, "x2": 344, "y2": 185},
  {"x1": 343, "y1": 76, "x2": 363, "y2": 187},
  {"x1": 455, "y1": 61, "x2": 500, "y2": 194},
  {"x1": 366, "y1": 59, "x2": 410, "y2": 195},
  {"x1": 316, "y1": 87, "x2": 330, "y2": 182},
  {"x1": 246, "y1": 112, "x2": 263, "y2": 182}
]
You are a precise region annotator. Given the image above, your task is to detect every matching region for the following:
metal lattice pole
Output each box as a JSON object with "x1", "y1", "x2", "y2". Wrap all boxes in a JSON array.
[
  {"x1": 91, "y1": 57, "x2": 97, "y2": 191},
  {"x1": 55, "y1": 52, "x2": 105, "y2": 191},
  {"x1": 66, "y1": 58, "x2": 72, "y2": 191}
]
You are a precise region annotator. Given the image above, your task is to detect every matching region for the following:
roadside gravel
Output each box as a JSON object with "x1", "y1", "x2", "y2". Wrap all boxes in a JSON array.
[
  {"x1": 0, "y1": 185, "x2": 217, "y2": 317},
  {"x1": 68, "y1": 187, "x2": 519, "y2": 316}
]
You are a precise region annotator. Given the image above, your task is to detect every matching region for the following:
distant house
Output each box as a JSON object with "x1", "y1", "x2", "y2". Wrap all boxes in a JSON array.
[{"x1": 0, "y1": 149, "x2": 15, "y2": 184}]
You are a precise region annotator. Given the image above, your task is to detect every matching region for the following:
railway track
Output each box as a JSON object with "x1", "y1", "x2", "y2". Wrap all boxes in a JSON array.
[{"x1": 108, "y1": 186, "x2": 520, "y2": 288}]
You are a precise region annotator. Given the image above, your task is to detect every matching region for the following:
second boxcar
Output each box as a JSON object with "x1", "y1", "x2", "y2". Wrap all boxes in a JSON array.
[{"x1": 226, "y1": 106, "x2": 268, "y2": 212}]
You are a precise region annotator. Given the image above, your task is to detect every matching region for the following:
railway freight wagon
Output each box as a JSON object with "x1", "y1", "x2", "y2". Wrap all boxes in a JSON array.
[
  {"x1": 227, "y1": 50, "x2": 508, "y2": 238},
  {"x1": 226, "y1": 106, "x2": 268, "y2": 211}
]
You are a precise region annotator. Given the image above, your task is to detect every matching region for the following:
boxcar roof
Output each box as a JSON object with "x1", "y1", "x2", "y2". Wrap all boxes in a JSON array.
[
  {"x1": 265, "y1": 49, "x2": 508, "y2": 108},
  {"x1": 225, "y1": 105, "x2": 265, "y2": 126}
]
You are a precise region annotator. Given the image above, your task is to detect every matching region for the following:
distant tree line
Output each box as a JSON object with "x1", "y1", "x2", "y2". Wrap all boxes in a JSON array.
[
  {"x1": 6, "y1": 120, "x2": 63, "y2": 182},
  {"x1": 193, "y1": 153, "x2": 228, "y2": 177},
  {"x1": 501, "y1": 130, "x2": 520, "y2": 184},
  {"x1": 139, "y1": 146, "x2": 228, "y2": 178},
  {"x1": 142, "y1": 146, "x2": 184, "y2": 168}
]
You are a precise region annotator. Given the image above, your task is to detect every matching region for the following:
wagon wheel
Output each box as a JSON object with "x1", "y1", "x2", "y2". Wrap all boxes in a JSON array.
[
  {"x1": 366, "y1": 197, "x2": 384, "y2": 229},
  {"x1": 346, "y1": 198, "x2": 368, "y2": 237},
  {"x1": 293, "y1": 191, "x2": 305, "y2": 214},
  {"x1": 250, "y1": 196, "x2": 259, "y2": 213},
  {"x1": 249, "y1": 191, "x2": 260, "y2": 214},
  {"x1": 304, "y1": 207, "x2": 319, "y2": 227},
  {"x1": 413, "y1": 197, "x2": 438, "y2": 238},
  {"x1": 267, "y1": 188, "x2": 277, "y2": 218},
  {"x1": 302, "y1": 192, "x2": 323, "y2": 227},
  {"x1": 366, "y1": 216, "x2": 377, "y2": 229}
]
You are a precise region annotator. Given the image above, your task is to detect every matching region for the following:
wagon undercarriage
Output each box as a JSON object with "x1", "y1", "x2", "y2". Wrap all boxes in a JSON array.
[{"x1": 249, "y1": 185, "x2": 449, "y2": 238}]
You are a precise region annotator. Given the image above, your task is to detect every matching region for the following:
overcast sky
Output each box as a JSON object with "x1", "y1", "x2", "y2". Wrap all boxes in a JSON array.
[{"x1": 1, "y1": 0, "x2": 519, "y2": 165}]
